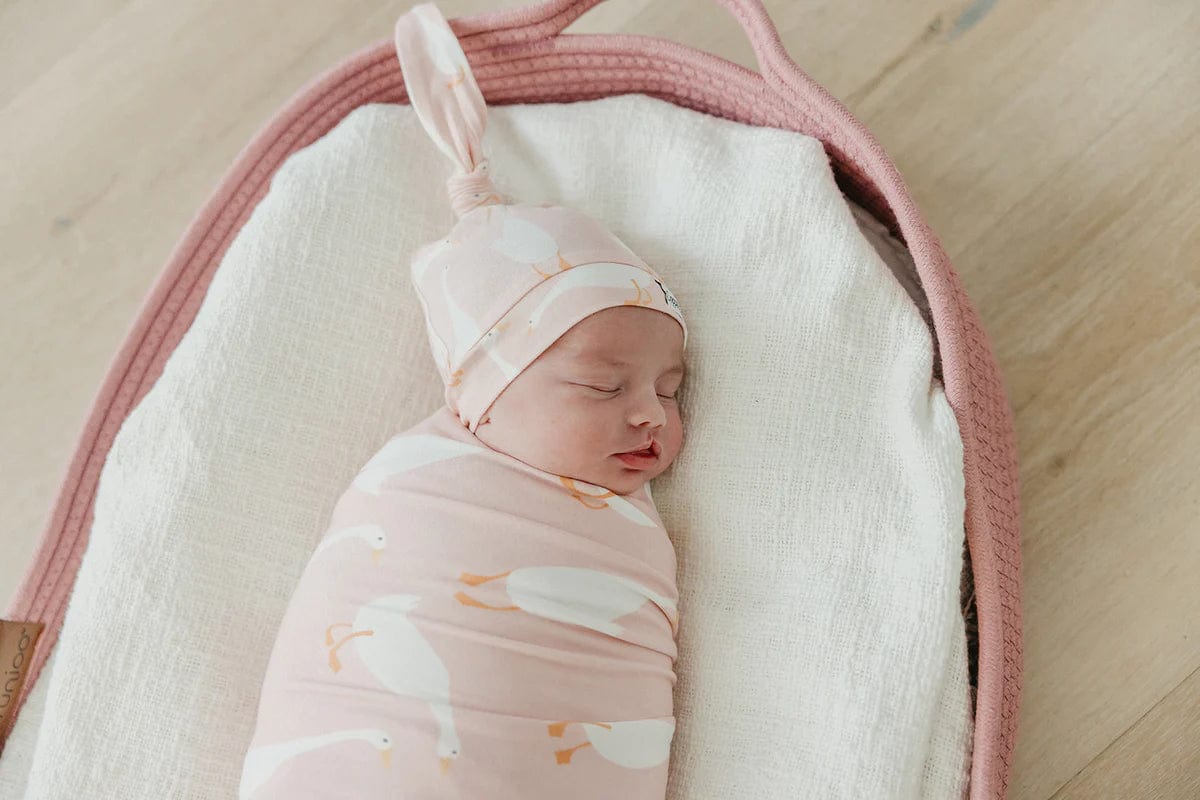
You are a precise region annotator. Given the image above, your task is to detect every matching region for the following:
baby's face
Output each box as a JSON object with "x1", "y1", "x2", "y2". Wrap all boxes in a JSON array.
[{"x1": 473, "y1": 306, "x2": 686, "y2": 496}]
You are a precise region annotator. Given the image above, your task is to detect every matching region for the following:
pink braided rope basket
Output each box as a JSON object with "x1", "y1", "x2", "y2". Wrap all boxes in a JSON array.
[{"x1": 1, "y1": 0, "x2": 1022, "y2": 795}]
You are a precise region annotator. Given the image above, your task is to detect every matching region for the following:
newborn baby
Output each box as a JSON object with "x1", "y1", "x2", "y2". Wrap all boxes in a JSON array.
[
  {"x1": 238, "y1": 4, "x2": 689, "y2": 798},
  {"x1": 240, "y1": 304, "x2": 684, "y2": 799}
]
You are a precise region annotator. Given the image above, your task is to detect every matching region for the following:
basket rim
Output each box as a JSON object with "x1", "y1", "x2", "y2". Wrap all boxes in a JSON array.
[{"x1": 1, "y1": 5, "x2": 1022, "y2": 797}]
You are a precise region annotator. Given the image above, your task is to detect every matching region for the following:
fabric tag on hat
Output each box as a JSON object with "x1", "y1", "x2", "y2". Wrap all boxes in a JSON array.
[{"x1": 0, "y1": 619, "x2": 44, "y2": 736}]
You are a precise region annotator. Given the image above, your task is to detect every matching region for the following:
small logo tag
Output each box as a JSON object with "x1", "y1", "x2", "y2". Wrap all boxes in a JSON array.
[
  {"x1": 654, "y1": 278, "x2": 682, "y2": 313},
  {"x1": 0, "y1": 619, "x2": 44, "y2": 738}
]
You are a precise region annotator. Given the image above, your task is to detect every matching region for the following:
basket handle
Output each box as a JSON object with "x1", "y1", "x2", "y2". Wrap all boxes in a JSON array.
[{"x1": 455, "y1": 0, "x2": 794, "y2": 82}]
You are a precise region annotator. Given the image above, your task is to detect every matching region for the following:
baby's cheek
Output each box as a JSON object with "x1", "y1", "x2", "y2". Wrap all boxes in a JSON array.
[{"x1": 665, "y1": 413, "x2": 685, "y2": 461}]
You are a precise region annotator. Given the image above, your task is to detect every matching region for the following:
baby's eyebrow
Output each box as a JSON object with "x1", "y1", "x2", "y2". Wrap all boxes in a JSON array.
[{"x1": 580, "y1": 354, "x2": 685, "y2": 375}]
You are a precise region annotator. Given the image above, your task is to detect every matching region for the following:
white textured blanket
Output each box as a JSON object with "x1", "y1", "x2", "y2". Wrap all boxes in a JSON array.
[{"x1": 0, "y1": 93, "x2": 970, "y2": 799}]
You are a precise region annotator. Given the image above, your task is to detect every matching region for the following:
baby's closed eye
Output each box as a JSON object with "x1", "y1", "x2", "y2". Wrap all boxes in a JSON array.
[{"x1": 571, "y1": 382, "x2": 677, "y2": 400}]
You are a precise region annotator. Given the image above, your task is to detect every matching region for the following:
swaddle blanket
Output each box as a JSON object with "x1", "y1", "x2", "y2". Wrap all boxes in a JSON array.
[{"x1": 239, "y1": 404, "x2": 679, "y2": 799}]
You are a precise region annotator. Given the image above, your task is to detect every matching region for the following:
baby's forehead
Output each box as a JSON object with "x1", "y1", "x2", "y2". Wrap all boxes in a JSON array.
[
  {"x1": 557, "y1": 345, "x2": 684, "y2": 373},
  {"x1": 551, "y1": 311, "x2": 685, "y2": 369},
  {"x1": 563, "y1": 350, "x2": 643, "y2": 367}
]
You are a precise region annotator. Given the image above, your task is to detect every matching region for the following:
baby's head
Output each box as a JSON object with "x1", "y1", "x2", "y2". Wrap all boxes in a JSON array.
[
  {"x1": 474, "y1": 306, "x2": 685, "y2": 496},
  {"x1": 411, "y1": 201, "x2": 689, "y2": 493},
  {"x1": 396, "y1": 1, "x2": 688, "y2": 495}
]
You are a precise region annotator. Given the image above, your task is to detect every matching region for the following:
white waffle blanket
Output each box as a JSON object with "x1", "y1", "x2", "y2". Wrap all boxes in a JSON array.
[{"x1": 0, "y1": 94, "x2": 971, "y2": 799}]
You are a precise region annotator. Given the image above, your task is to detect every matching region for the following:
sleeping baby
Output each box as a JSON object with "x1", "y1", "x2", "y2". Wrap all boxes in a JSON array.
[{"x1": 237, "y1": 4, "x2": 688, "y2": 798}]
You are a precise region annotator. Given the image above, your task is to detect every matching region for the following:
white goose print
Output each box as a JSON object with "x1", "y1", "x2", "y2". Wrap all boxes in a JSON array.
[
  {"x1": 455, "y1": 566, "x2": 678, "y2": 636},
  {"x1": 353, "y1": 435, "x2": 484, "y2": 494},
  {"x1": 325, "y1": 595, "x2": 461, "y2": 772},
  {"x1": 312, "y1": 523, "x2": 388, "y2": 565},
  {"x1": 547, "y1": 719, "x2": 675, "y2": 768},
  {"x1": 410, "y1": 239, "x2": 459, "y2": 385},
  {"x1": 426, "y1": 311, "x2": 457, "y2": 387},
  {"x1": 412, "y1": 237, "x2": 452, "y2": 285},
  {"x1": 527, "y1": 262, "x2": 655, "y2": 329},
  {"x1": 491, "y1": 215, "x2": 572, "y2": 278},
  {"x1": 477, "y1": 321, "x2": 520, "y2": 381},
  {"x1": 439, "y1": 266, "x2": 520, "y2": 376},
  {"x1": 239, "y1": 728, "x2": 393, "y2": 799},
  {"x1": 440, "y1": 264, "x2": 481, "y2": 364},
  {"x1": 416, "y1": 6, "x2": 469, "y2": 90},
  {"x1": 559, "y1": 476, "x2": 657, "y2": 527}
]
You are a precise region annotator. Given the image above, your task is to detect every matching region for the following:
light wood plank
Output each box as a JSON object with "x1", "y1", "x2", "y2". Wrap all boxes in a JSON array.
[
  {"x1": 1053, "y1": 664, "x2": 1200, "y2": 799},
  {"x1": 2, "y1": 1, "x2": 1198, "y2": 797}
]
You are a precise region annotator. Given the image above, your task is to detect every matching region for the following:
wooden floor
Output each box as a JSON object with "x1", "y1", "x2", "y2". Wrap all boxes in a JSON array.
[{"x1": 2, "y1": 0, "x2": 1197, "y2": 796}]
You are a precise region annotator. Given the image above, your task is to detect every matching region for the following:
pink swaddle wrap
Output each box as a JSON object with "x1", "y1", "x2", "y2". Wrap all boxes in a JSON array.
[
  {"x1": 239, "y1": 407, "x2": 678, "y2": 798},
  {"x1": 239, "y1": 3, "x2": 688, "y2": 797}
]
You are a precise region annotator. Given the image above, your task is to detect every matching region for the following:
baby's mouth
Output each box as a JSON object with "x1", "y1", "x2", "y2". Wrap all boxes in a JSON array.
[
  {"x1": 614, "y1": 439, "x2": 660, "y2": 467},
  {"x1": 619, "y1": 439, "x2": 658, "y2": 457}
]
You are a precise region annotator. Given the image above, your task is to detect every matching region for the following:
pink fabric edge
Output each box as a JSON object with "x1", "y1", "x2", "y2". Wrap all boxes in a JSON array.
[{"x1": 1, "y1": 2, "x2": 1022, "y2": 797}]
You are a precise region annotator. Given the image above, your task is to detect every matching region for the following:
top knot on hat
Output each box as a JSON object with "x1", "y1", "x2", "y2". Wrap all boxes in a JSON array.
[
  {"x1": 446, "y1": 158, "x2": 507, "y2": 217},
  {"x1": 395, "y1": 3, "x2": 687, "y2": 432}
]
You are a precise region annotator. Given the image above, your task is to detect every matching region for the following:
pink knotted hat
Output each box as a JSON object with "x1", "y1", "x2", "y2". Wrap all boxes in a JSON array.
[{"x1": 394, "y1": 2, "x2": 688, "y2": 432}]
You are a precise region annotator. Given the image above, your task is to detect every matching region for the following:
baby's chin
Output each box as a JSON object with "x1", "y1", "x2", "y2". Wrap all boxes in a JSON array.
[
  {"x1": 602, "y1": 476, "x2": 647, "y2": 496},
  {"x1": 494, "y1": 444, "x2": 659, "y2": 496},
  {"x1": 545, "y1": 458, "x2": 647, "y2": 496},
  {"x1": 595, "y1": 460, "x2": 659, "y2": 496}
]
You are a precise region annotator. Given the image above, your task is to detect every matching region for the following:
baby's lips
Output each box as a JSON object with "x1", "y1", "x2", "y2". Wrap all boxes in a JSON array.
[{"x1": 619, "y1": 439, "x2": 658, "y2": 456}]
